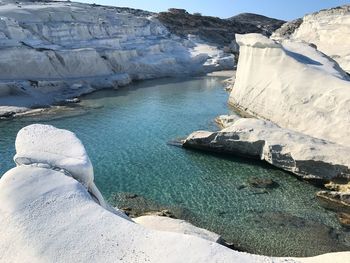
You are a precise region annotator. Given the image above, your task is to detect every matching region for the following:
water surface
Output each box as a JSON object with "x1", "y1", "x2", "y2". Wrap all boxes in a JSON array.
[{"x1": 0, "y1": 76, "x2": 348, "y2": 256}]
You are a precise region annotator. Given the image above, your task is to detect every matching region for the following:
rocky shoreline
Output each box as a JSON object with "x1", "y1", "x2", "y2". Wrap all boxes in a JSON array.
[
  {"x1": 0, "y1": 1, "x2": 238, "y2": 117},
  {"x1": 180, "y1": 6, "x2": 350, "y2": 237},
  {"x1": 1, "y1": 1, "x2": 350, "y2": 262},
  {"x1": 183, "y1": 30, "x2": 350, "y2": 229},
  {"x1": 0, "y1": 1, "x2": 286, "y2": 118},
  {"x1": 0, "y1": 123, "x2": 349, "y2": 262}
]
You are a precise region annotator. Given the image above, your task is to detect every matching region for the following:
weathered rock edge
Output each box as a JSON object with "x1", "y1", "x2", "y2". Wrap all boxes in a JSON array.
[
  {"x1": 1, "y1": 124, "x2": 349, "y2": 261},
  {"x1": 229, "y1": 33, "x2": 350, "y2": 146},
  {"x1": 183, "y1": 116, "x2": 350, "y2": 182}
]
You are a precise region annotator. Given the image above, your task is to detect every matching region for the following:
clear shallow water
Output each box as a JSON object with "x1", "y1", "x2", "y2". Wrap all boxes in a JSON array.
[{"x1": 0, "y1": 76, "x2": 349, "y2": 257}]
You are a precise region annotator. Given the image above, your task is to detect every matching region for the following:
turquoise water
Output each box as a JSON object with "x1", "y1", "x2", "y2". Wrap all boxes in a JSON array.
[{"x1": 0, "y1": 76, "x2": 349, "y2": 257}]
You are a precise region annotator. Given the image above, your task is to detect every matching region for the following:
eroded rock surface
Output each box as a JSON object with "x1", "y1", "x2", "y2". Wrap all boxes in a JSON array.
[
  {"x1": 229, "y1": 33, "x2": 350, "y2": 146},
  {"x1": 184, "y1": 117, "x2": 350, "y2": 181},
  {"x1": 0, "y1": 124, "x2": 309, "y2": 262},
  {"x1": 0, "y1": 1, "x2": 234, "y2": 115},
  {"x1": 272, "y1": 5, "x2": 350, "y2": 73}
]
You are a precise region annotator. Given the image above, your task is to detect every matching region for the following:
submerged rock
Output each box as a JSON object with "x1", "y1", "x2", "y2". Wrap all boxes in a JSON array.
[
  {"x1": 248, "y1": 178, "x2": 279, "y2": 189},
  {"x1": 316, "y1": 191, "x2": 350, "y2": 214},
  {"x1": 338, "y1": 213, "x2": 350, "y2": 228},
  {"x1": 109, "y1": 192, "x2": 191, "y2": 219}
]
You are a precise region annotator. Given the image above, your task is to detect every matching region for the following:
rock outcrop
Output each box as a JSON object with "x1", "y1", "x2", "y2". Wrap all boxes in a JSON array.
[
  {"x1": 184, "y1": 117, "x2": 350, "y2": 181},
  {"x1": 157, "y1": 10, "x2": 284, "y2": 48},
  {"x1": 0, "y1": 1, "x2": 234, "y2": 116},
  {"x1": 185, "y1": 32, "x2": 350, "y2": 219},
  {"x1": 228, "y1": 13, "x2": 285, "y2": 37},
  {"x1": 0, "y1": 124, "x2": 308, "y2": 263},
  {"x1": 272, "y1": 5, "x2": 350, "y2": 73},
  {"x1": 229, "y1": 33, "x2": 350, "y2": 146}
]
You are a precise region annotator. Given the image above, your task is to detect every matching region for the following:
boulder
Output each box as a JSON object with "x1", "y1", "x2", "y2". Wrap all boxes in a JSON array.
[{"x1": 183, "y1": 117, "x2": 350, "y2": 181}]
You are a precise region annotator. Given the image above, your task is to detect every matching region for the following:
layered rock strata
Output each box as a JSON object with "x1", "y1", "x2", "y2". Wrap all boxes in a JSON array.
[{"x1": 0, "y1": 1, "x2": 234, "y2": 116}]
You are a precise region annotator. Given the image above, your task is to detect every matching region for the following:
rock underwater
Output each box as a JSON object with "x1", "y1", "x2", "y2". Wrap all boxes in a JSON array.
[{"x1": 1, "y1": 124, "x2": 349, "y2": 262}]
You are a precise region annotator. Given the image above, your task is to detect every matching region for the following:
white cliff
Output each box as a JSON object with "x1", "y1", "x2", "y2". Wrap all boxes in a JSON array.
[
  {"x1": 0, "y1": 124, "x2": 308, "y2": 263},
  {"x1": 229, "y1": 33, "x2": 350, "y2": 146},
  {"x1": 272, "y1": 5, "x2": 350, "y2": 73},
  {"x1": 0, "y1": 1, "x2": 234, "y2": 116}
]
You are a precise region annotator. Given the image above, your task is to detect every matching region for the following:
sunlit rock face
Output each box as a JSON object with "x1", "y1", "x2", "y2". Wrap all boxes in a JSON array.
[
  {"x1": 0, "y1": 1, "x2": 234, "y2": 115},
  {"x1": 229, "y1": 33, "x2": 350, "y2": 146},
  {"x1": 272, "y1": 5, "x2": 350, "y2": 73}
]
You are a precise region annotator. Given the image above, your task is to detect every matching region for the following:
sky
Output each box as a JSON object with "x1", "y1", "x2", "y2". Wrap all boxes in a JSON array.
[{"x1": 78, "y1": 0, "x2": 350, "y2": 20}]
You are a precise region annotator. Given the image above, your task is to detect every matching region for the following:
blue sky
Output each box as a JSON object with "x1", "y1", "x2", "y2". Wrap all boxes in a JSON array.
[{"x1": 78, "y1": 0, "x2": 350, "y2": 20}]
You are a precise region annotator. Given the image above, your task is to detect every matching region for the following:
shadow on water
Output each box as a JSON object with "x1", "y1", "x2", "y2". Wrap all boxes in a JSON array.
[
  {"x1": 181, "y1": 146, "x2": 328, "y2": 187},
  {"x1": 79, "y1": 76, "x2": 215, "y2": 101}
]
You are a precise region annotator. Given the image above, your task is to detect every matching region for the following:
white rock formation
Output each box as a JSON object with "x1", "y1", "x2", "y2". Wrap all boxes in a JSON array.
[
  {"x1": 133, "y1": 215, "x2": 222, "y2": 243},
  {"x1": 1, "y1": 124, "x2": 350, "y2": 262},
  {"x1": 184, "y1": 117, "x2": 350, "y2": 181},
  {"x1": 1, "y1": 124, "x2": 304, "y2": 263},
  {"x1": 13, "y1": 124, "x2": 108, "y2": 209},
  {"x1": 272, "y1": 5, "x2": 350, "y2": 73},
  {"x1": 296, "y1": 252, "x2": 350, "y2": 263},
  {"x1": 0, "y1": 1, "x2": 234, "y2": 116},
  {"x1": 229, "y1": 33, "x2": 350, "y2": 146}
]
